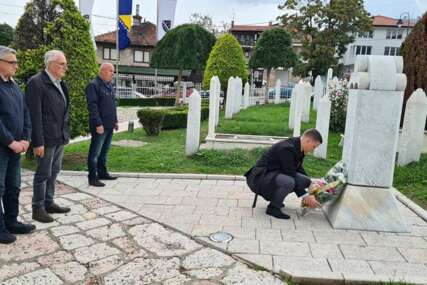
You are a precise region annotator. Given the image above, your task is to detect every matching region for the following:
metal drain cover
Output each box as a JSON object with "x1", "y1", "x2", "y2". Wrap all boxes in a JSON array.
[{"x1": 209, "y1": 232, "x2": 233, "y2": 243}]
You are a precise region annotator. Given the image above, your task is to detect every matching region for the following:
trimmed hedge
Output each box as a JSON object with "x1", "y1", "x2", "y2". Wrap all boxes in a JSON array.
[
  {"x1": 118, "y1": 98, "x2": 176, "y2": 107},
  {"x1": 137, "y1": 109, "x2": 166, "y2": 136},
  {"x1": 137, "y1": 106, "x2": 209, "y2": 132}
]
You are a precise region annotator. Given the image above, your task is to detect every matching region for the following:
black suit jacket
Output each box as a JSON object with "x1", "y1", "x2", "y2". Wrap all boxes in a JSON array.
[
  {"x1": 25, "y1": 71, "x2": 70, "y2": 147},
  {"x1": 245, "y1": 137, "x2": 307, "y2": 200}
]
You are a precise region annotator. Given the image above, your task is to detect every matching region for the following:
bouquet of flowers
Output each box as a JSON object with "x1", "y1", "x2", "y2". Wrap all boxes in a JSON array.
[{"x1": 301, "y1": 161, "x2": 348, "y2": 216}]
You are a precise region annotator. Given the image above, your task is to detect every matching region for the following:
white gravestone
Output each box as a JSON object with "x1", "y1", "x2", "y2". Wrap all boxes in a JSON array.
[
  {"x1": 207, "y1": 76, "x2": 218, "y2": 139},
  {"x1": 234, "y1": 77, "x2": 242, "y2": 114},
  {"x1": 182, "y1": 82, "x2": 188, "y2": 104},
  {"x1": 313, "y1": 76, "x2": 323, "y2": 111},
  {"x1": 274, "y1": 79, "x2": 281, "y2": 104},
  {"x1": 185, "y1": 90, "x2": 201, "y2": 156},
  {"x1": 225, "y1": 77, "x2": 235, "y2": 119},
  {"x1": 301, "y1": 81, "x2": 312, "y2": 123},
  {"x1": 325, "y1": 68, "x2": 333, "y2": 96},
  {"x1": 292, "y1": 82, "x2": 304, "y2": 137},
  {"x1": 313, "y1": 95, "x2": 331, "y2": 159},
  {"x1": 398, "y1": 88, "x2": 427, "y2": 166},
  {"x1": 288, "y1": 81, "x2": 300, "y2": 130},
  {"x1": 325, "y1": 55, "x2": 409, "y2": 233},
  {"x1": 214, "y1": 77, "x2": 221, "y2": 127},
  {"x1": 243, "y1": 82, "x2": 250, "y2": 109}
]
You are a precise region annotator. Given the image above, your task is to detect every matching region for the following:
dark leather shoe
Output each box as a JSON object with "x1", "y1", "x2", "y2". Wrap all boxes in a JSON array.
[
  {"x1": 266, "y1": 204, "x2": 290, "y2": 219},
  {"x1": 32, "y1": 207, "x2": 54, "y2": 223},
  {"x1": 46, "y1": 202, "x2": 71, "y2": 214},
  {"x1": 6, "y1": 221, "x2": 36, "y2": 234},
  {"x1": 0, "y1": 230, "x2": 16, "y2": 244},
  {"x1": 98, "y1": 174, "x2": 117, "y2": 180},
  {"x1": 89, "y1": 179, "x2": 106, "y2": 187}
]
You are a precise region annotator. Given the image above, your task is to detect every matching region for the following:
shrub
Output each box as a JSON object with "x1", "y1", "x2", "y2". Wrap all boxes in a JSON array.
[
  {"x1": 118, "y1": 98, "x2": 176, "y2": 107},
  {"x1": 137, "y1": 109, "x2": 166, "y2": 136},
  {"x1": 329, "y1": 85, "x2": 348, "y2": 133},
  {"x1": 162, "y1": 106, "x2": 209, "y2": 129}
]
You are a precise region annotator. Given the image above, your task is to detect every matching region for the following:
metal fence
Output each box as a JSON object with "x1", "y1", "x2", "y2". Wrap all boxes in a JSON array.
[{"x1": 249, "y1": 85, "x2": 294, "y2": 106}]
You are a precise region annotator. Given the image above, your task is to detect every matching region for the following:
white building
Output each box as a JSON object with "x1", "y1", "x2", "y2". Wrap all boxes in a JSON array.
[{"x1": 342, "y1": 15, "x2": 415, "y2": 73}]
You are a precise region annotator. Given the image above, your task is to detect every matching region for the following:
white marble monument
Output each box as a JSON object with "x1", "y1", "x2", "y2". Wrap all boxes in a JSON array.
[
  {"x1": 233, "y1": 77, "x2": 243, "y2": 114},
  {"x1": 243, "y1": 82, "x2": 250, "y2": 109},
  {"x1": 207, "y1": 76, "x2": 219, "y2": 139},
  {"x1": 185, "y1": 90, "x2": 201, "y2": 156},
  {"x1": 313, "y1": 94, "x2": 331, "y2": 159},
  {"x1": 292, "y1": 82, "x2": 304, "y2": 137},
  {"x1": 225, "y1": 77, "x2": 235, "y2": 119},
  {"x1": 274, "y1": 79, "x2": 281, "y2": 104},
  {"x1": 313, "y1": 75, "x2": 323, "y2": 111},
  {"x1": 325, "y1": 68, "x2": 333, "y2": 97},
  {"x1": 325, "y1": 55, "x2": 409, "y2": 232},
  {"x1": 301, "y1": 81, "x2": 312, "y2": 123},
  {"x1": 398, "y1": 88, "x2": 427, "y2": 166}
]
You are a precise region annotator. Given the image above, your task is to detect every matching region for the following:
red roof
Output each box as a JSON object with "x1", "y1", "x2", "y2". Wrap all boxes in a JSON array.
[
  {"x1": 372, "y1": 15, "x2": 415, "y2": 27},
  {"x1": 95, "y1": 21, "x2": 157, "y2": 46},
  {"x1": 230, "y1": 24, "x2": 277, "y2": 32}
]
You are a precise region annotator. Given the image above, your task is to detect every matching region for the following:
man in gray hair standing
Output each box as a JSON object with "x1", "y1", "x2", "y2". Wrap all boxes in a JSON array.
[
  {"x1": 26, "y1": 50, "x2": 71, "y2": 223},
  {"x1": 0, "y1": 45, "x2": 35, "y2": 244}
]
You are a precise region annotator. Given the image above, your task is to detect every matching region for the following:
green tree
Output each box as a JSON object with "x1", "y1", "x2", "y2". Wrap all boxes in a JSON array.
[
  {"x1": 189, "y1": 13, "x2": 214, "y2": 32},
  {"x1": 0, "y1": 23, "x2": 14, "y2": 46},
  {"x1": 151, "y1": 24, "x2": 216, "y2": 105},
  {"x1": 401, "y1": 12, "x2": 427, "y2": 130},
  {"x1": 14, "y1": 0, "x2": 59, "y2": 50},
  {"x1": 16, "y1": 0, "x2": 98, "y2": 138},
  {"x1": 278, "y1": 0, "x2": 372, "y2": 77},
  {"x1": 249, "y1": 28, "x2": 297, "y2": 103},
  {"x1": 203, "y1": 34, "x2": 247, "y2": 93}
]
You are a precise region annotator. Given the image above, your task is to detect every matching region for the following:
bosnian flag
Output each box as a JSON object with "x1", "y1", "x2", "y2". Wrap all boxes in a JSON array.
[
  {"x1": 118, "y1": 0, "x2": 133, "y2": 49},
  {"x1": 157, "y1": 0, "x2": 177, "y2": 40}
]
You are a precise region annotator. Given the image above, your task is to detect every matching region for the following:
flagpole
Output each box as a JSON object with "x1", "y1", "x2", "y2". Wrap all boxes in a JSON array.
[{"x1": 115, "y1": 0, "x2": 120, "y2": 88}]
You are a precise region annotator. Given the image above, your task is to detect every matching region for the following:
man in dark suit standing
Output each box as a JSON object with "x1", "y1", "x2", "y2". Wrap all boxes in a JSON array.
[
  {"x1": 245, "y1": 128, "x2": 322, "y2": 219},
  {"x1": 85, "y1": 63, "x2": 118, "y2": 187},
  {"x1": 0, "y1": 46, "x2": 35, "y2": 244},
  {"x1": 26, "y1": 50, "x2": 71, "y2": 223}
]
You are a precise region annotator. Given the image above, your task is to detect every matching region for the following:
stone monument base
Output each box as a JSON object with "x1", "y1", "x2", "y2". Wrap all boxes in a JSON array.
[{"x1": 324, "y1": 185, "x2": 410, "y2": 233}]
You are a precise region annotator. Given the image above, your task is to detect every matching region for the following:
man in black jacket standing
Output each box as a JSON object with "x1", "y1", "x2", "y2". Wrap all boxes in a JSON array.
[
  {"x1": 26, "y1": 50, "x2": 71, "y2": 223},
  {"x1": 85, "y1": 63, "x2": 118, "y2": 187},
  {"x1": 0, "y1": 46, "x2": 35, "y2": 243},
  {"x1": 245, "y1": 128, "x2": 322, "y2": 219}
]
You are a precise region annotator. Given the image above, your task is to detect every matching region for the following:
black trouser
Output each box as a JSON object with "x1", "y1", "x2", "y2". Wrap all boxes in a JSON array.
[
  {"x1": 0, "y1": 147, "x2": 21, "y2": 229},
  {"x1": 32, "y1": 145, "x2": 64, "y2": 208},
  {"x1": 270, "y1": 173, "x2": 311, "y2": 208},
  {"x1": 87, "y1": 128, "x2": 113, "y2": 180}
]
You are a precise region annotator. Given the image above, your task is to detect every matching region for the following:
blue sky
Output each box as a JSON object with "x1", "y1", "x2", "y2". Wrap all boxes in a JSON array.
[{"x1": 0, "y1": 0, "x2": 425, "y2": 35}]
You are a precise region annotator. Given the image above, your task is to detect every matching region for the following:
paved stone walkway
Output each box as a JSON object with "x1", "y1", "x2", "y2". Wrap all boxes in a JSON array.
[
  {"x1": 0, "y1": 172, "x2": 284, "y2": 285},
  {"x1": 56, "y1": 172, "x2": 427, "y2": 285}
]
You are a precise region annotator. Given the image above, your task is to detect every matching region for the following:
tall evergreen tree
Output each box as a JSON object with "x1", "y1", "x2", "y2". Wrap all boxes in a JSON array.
[
  {"x1": 203, "y1": 34, "x2": 247, "y2": 93},
  {"x1": 14, "y1": 0, "x2": 59, "y2": 50},
  {"x1": 0, "y1": 23, "x2": 14, "y2": 46},
  {"x1": 151, "y1": 24, "x2": 216, "y2": 105}
]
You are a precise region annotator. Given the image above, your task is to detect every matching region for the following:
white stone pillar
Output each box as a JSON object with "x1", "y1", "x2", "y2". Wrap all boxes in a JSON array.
[
  {"x1": 234, "y1": 77, "x2": 242, "y2": 114},
  {"x1": 313, "y1": 76, "x2": 323, "y2": 111},
  {"x1": 274, "y1": 79, "x2": 281, "y2": 104},
  {"x1": 225, "y1": 77, "x2": 235, "y2": 119},
  {"x1": 292, "y1": 82, "x2": 304, "y2": 137},
  {"x1": 214, "y1": 77, "x2": 221, "y2": 127},
  {"x1": 288, "y1": 82, "x2": 299, "y2": 130},
  {"x1": 325, "y1": 68, "x2": 333, "y2": 97},
  {"x1": 185, "y1": 90, "x2": 201, "y2": 156},
  {"x1": 325, "y1": 55, "x2": 409, "y2": 233},
  {"x1": 182, "y1": 82, "x2": 188, "y2": 104},
  {"x1": 301, "y1": 81, "x2": 311, "y2": 123},
  {"x1": 398, "y1": 88, "x2": 427, "y2": 166},
  {"x1": 207, "y1": 76, "x2": 218, "y2": 139},
  {"x1": 243, "y1": 82, "x2": 250, "y2": 109},
  {"x1": 313, "y1": 95, "x2": 331, "y2": 159}
]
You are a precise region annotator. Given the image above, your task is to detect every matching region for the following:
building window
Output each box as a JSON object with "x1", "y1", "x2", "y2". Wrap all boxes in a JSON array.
[
  {"x1": 358, "y1": 31, "x2": 373, "y2": 38},
  {"x1": 134, "y1": 50, "x2": 150, "y2": 63},
  {"x1": 103, "y1": 47, "x2": 117, "y2": 60},
  {"x1": 354, "y1": 45, "x2": 372, "y2": 55},
  {"x1": 386, "y1": 29, "x2": 402, "y2": 40},
  {"x1": 384, "y1": 46, "x2": 400, "y2": 56}
]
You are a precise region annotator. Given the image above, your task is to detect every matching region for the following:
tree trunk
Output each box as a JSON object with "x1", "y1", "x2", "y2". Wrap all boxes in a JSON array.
[
  {"x1": 264, "y1": 68, "x2": 271, "y2": 104},
  {"x1": 175, "y1": 69, "x2": 182, "y2": 106}
]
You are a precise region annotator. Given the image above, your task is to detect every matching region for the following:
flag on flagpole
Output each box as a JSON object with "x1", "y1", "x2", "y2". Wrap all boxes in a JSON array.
[
  {"x1": 157, "y1": 0, "x2": 177, "y2": 41},
  {"x1": 118, "y1": 0, "x2": 133, "y2": 49}
]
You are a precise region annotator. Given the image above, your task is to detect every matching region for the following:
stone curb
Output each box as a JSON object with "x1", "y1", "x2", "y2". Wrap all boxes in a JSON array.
[
  {"x1": 392, "y1": 188, "x2": 427, "y2": 222},
  {"x1": 59, "y1": 170, "x2": 246, "y2": 181}
]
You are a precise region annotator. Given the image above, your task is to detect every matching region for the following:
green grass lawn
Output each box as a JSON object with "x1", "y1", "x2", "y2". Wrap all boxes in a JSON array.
[{"x1": 22, "y1": 104, "x2": 426, "y2": 209}]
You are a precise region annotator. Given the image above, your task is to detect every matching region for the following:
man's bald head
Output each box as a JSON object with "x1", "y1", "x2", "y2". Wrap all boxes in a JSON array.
[{"x1": 99, "y1": 63, "x2": 115, "y2": 83}]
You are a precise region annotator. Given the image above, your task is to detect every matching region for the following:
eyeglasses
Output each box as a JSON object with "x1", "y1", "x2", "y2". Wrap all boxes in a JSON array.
[
  {"x1": 0, "y1": 59, "x2": 18, "y2": 65},
  {"x1": 54, "y1": 61, "x2": 68, "y2": 68}
]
